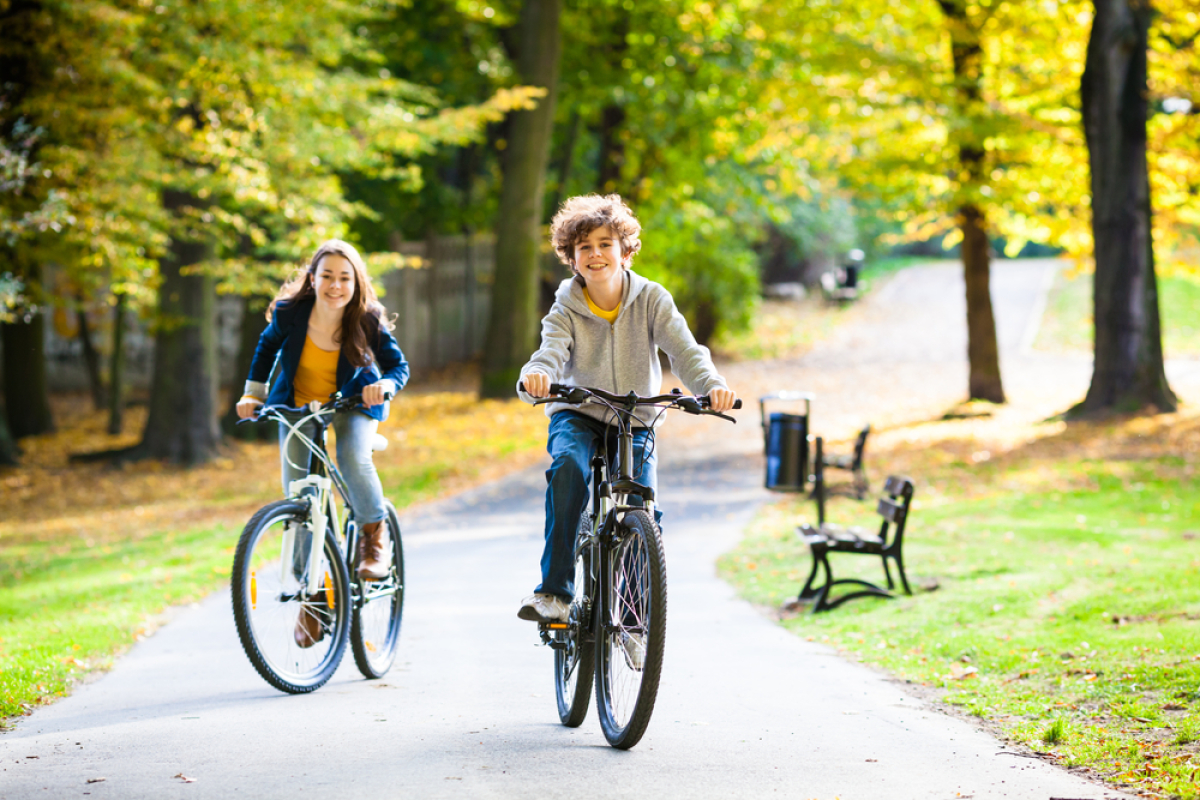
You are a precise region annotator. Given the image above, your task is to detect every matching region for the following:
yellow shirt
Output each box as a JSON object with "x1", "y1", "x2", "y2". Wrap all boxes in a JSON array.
[
  {"x1": 293, "y1": 335, "x2": 339, "y2": 406},
  {"x1": 583, "y1": 288, "x2": 621, "y2": 325}
]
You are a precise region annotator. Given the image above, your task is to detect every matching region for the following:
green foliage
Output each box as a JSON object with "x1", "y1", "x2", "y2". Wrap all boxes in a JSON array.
[
  {"x1": 636, "y1": 198, "x2": 760, "y2": 344},
  {"x1": 2, "y1": 0, "x2": 536, "y2": 311}
]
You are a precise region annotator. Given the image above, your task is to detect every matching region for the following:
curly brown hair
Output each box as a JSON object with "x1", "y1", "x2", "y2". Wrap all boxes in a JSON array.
[{"x1": 549, "y1": 194, "x2": 642, "y2": 270}]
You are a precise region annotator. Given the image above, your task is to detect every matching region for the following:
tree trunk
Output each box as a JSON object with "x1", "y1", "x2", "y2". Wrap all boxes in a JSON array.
[
  {"x1": 479, "y1": 0, "x2": 561, "y2": 398},
  {"x1": 136, "y1": 190, "x2": 222, "y2": 463},
  {"x1": 940, "y1": 0, "x2": 1006, "y2": 403},
  {"x1": 221, "y1": 294, "x2": 273, "y2": 440},
  {"x1": 107, "y1": 292, "x2": 126, "y2": 435},
  {"x1": 0, "y1": 404, "x2": 19, "y2": 465},
  {"x1": 596, "y1": 104, "x2": 626, "y2": 195},
  {"x1": 1078, "y1": 0, "x2": 1175, "y2": 413},
  {"x1": 547, "y1": 108, "x2": 581, "y2": 216},
  {"x1": 961, "y1": 206, "x2": 1005, "y2": 402},
  {"x1": 595, "y1": 15, "x2": 630, "y2": 196},
  {"x1": 0, "y1": 262, "x2": 55, "y2": 438},
  {"x1": 76, "y1": 296, "x2": 106, "y2": 411}
]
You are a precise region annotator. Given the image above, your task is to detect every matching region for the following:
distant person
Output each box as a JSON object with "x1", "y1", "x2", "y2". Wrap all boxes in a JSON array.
[
  {"x1": 235, "y1": 239, "x2": 409, "y2": 646},
  {"x1": 516, "y1": 194, "x2": 738, "y2": 628}
]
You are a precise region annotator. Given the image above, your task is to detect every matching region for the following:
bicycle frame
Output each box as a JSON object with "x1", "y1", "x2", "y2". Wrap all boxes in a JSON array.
[{"x1": 262, "y1": 402, "x2": 359, "y2": 597}]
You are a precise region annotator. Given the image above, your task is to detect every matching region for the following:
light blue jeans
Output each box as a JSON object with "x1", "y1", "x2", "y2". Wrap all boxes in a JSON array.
[{"x1": 279, "y1": 409, "x2": 387, "y2": 525}]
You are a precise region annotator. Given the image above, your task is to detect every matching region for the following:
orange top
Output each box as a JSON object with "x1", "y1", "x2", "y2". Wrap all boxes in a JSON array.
[{"x1": 293, "y1": 335, "x2": 339, "y2": 406}]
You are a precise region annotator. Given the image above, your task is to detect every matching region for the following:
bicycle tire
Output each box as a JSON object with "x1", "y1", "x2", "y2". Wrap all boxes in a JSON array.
[
  {"x1": 595, "y1": 508, "x2": 666, "y2": 749},
  {"x1": 350, "y1": 500, "x2": 405, "y2": 679},
  {"x1": 231, "y1": 499, "x2": 351, "y2": 694},
  {"x1": 555, "y1": 512, "x2": 596, "y2": 727}
]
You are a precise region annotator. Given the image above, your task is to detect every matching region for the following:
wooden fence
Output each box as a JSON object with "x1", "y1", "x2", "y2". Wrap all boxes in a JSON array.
[{"x1": 383, "y1": 233, "x2": 495, "y2": 376}]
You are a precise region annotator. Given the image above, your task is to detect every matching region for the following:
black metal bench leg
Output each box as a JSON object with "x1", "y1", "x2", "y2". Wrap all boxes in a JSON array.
[
  {"x1": 810, "y1": 552, "x2": 835, "y2": 613},
  {"x1": 797, "y1": 551, "x2": 822, "y2": 601},
  {"x1": 893, "y1": 554, "x2": 912, "y2": 596},
  {"x1": 881, "y1": 555, "x2": 896, "y2": 591}
]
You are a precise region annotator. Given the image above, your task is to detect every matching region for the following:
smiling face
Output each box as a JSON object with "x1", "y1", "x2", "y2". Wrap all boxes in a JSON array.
[
  {"x1": 572, "y1": 225, "x2": 628, "y2": 294},
  {"x1": 311, "y1": 253, "x2": 357, "y2": 315}
]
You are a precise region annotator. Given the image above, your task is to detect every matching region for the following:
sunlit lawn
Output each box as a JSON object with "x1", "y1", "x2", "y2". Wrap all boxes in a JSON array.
[
  {"x1": 720, "y1": 409, "x2": 1200, "y2": 798},
  {"x1": 0, "y1": 389, "x2": 548, "y2": 725},
  {"x1": 1036, "y1": 268, "x2": 1200, "y2": 357}
]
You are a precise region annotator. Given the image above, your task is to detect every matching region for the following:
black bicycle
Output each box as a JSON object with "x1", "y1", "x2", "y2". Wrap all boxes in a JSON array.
[
  {"x1": 230, "y1": 393, "x2": 404, "y2": 693},
  {"x1": 525, "y1": 383, "x2": 739, "y2": 749}
]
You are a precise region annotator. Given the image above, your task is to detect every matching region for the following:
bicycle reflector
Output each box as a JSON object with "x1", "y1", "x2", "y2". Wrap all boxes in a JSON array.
[
  {"x1": 324, "y1": 571, "x2": 335, "y2": 610},
  {"x1": 251, "y1": 570, "x2": 257, "y2": 609}
]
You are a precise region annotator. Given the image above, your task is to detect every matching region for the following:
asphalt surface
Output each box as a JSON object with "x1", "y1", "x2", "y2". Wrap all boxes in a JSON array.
[{"x1": 1, "y1": 259, "x2": 1135, "y2": 799}]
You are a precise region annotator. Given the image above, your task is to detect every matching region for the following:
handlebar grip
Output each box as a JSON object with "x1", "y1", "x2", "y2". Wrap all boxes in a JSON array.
[{"x1": 518, "y1": 380, "x2": 570, "y2": 397}]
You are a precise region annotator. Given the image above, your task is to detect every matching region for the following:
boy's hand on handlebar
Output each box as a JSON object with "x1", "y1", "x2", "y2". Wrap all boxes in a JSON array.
[
  {"x1": 708, "y1": 387, "x2": 738, "y2": 413},
  {"x1": 236, "y1": 396, "x2": 264, "y2": 419},
  {"x1": 523, "y1": 373, "x2": 551, "y2": 398},
  {"x1": 362, "y1": 381, "x2": 393, "y2": 407}
]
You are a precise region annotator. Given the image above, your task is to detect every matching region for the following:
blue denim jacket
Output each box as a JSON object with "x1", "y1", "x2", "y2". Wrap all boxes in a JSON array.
[{"x1": 243, "y1": 296, "x2": 409, "y2": 421}]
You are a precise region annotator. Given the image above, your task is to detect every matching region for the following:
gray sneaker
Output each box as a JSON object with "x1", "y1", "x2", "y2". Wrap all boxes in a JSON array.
[
  {"x1": 517, "y1": 593, "x2": 569, "y2": 623},
  {"x1": 620, "y1": 632, "x2": 645, "y2": 671}
]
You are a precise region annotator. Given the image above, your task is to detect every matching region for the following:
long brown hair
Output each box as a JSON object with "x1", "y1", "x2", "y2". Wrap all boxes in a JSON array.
[{"x1": 269, "y1": 240, "x2": 394, "y2": 369}]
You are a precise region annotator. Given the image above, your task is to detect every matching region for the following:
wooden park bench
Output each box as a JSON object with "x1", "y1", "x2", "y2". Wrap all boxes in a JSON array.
[
  {"x1": 821, "y1": 423, "x2": 870, "y2": 499},
  {"x1": 795, "y1": 465, "x2": 915, "y2": 613}
]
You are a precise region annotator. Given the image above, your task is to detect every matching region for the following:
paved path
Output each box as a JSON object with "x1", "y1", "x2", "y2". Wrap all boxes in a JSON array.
[{"x1": 2, "y1": 260, "x2": 1133, "y2": 799}]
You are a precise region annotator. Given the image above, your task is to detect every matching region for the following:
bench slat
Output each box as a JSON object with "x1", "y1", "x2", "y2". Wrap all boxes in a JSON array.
[{"x1": 876, "y1": 497, "x2": 905, "y2": 523}]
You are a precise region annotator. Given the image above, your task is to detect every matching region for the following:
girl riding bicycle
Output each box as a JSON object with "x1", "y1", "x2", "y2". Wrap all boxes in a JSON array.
[{"x1": 235, "y1": 239, "x2": 409, "y2": 646}]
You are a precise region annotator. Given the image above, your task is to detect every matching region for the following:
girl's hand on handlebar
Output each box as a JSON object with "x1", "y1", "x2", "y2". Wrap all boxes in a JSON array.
[
  {"x1": 523, "y1": 373, "x2": 551, "y2": 398},
  {"x1": 708, "y1": 387, "x2": 738, "y2": 413},
  {"x1": 362, "y1": 381, "x2": 393, "y2": 407},
  {"x1": 237, "y1": 396, "x2": 264, "y2": 419}
]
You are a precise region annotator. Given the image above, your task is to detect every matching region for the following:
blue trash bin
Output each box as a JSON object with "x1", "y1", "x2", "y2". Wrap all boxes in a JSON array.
[{"x1": 760, "y1": 392, "x2": 814, "y2": 492}]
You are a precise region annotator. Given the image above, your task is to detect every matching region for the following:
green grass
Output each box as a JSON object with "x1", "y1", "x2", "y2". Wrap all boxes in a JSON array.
[
  {"x1": 1036, "y1": 269, "x2": 1200, "y2": 357},
  {"x1": 0, "y1": 524, "x2": 236, "y2": 723},
  {"x1": 720, "y1": 459, "x2": 1200, "y2": 797}
]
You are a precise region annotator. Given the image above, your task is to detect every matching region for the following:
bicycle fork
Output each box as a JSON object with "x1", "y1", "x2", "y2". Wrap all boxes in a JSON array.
[{"x1": 284, "y1": 474, "x2": 342, "y2": 597}]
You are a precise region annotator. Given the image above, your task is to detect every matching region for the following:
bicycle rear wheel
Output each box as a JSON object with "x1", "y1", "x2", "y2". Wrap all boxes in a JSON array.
[
  {"x1": 231, "y1": 499, "x2": 351, "y2": 694},
  {"x1": 555, "y1": 512, "x2": 596, "y2": 727},
  {"x1": 595, "y1": 508, "x2": 666, "y2": 749},
  {"x1": 351, "y1": 501, "x2": 405, "y2": 679}
]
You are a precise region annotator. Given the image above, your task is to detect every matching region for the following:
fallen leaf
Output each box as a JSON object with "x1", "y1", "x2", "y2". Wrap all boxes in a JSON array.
[
  {"x1": 86, "y1": 778, "x2": 106, "y2": 784},
  {"x1": 173, "y1": 773, "x2": 197, "y2": 783}
]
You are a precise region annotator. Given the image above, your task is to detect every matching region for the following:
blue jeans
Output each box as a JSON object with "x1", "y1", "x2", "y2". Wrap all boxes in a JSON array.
[
  {"x1": 279, "y1": 409, "x2": 387, "y2": 525},
  {"x1": 538, "y1": 411, "x2": 659, "y2": 601}
]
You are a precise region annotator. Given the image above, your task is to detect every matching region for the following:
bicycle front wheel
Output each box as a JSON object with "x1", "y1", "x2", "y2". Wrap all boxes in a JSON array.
[
  {"x1": 231, "y1": 499, "x2": 351, "y2": 694},
  {"x1": 555, "y1": 512, "x2": 596, "y2": 727},
  {"x1": 595, "y1": 508, "x2": 666, "y2": 749},
  {"x1": 351, "y1": 501, "x2": 405, "y2": 679}
]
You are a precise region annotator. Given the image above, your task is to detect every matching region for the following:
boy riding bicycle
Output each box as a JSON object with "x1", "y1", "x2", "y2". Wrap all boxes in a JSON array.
[{"x1": 517, "y1": 194, "x2": 738, "y2": 625}]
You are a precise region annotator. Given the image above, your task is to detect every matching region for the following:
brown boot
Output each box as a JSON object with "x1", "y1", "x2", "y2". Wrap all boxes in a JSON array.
[
  {"x1": 294, "y1": 602, "x2": 325, "y2": 648},
  {"x1": 357, "y1": 520, "x2": 390, "y2": 581}
]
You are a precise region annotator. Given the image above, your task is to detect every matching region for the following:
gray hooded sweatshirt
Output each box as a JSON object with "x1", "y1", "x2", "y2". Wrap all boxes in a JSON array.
[{"x1": 516, "y1": 270, "x2": 727, "y2": 427}]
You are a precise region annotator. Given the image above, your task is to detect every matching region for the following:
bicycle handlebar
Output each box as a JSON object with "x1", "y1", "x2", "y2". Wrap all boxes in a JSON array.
[
  {"x1": 518, "y1": 382, "x2": 741, "y2": 421},
  {"x1": 237, "y1": 391, "x2": 394, "y2": 425}
]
